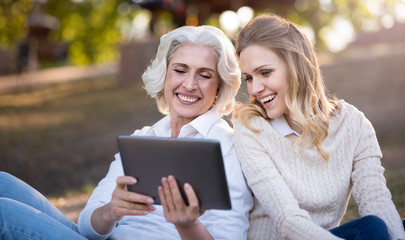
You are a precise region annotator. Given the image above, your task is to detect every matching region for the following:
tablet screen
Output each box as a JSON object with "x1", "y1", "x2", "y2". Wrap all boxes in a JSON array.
[{"x1": 117, "y1": 135, "x2": 232, "y2": 210}]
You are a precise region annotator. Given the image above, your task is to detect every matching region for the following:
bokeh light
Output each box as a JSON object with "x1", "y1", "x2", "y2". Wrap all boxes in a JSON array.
[
  {"x1": 320, "y1": 16, "x2": 355, "y2": 52},
  {"x1": 237, "y1": 6, "x2": 254, "y2": 28},
  {"x1": 219, "y1": 10, "x2": 240, "y2": 34}
]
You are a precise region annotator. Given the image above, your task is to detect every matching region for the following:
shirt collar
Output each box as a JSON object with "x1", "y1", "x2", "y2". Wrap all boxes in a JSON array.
[
  {"x1": 149, "y1": 109, "x2": 220, "y2": 138},
  {"x1": 270, "y1": 115, "x2": 301, "y2": 137}
]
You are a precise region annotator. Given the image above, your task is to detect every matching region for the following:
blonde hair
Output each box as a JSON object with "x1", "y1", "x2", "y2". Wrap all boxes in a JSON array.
[
  {"x1": 234, "y1": 14, "x2": 338, "y2": 161},
  {"x1": 142, "y1": 25, "x2": 241, "y2": 117}
]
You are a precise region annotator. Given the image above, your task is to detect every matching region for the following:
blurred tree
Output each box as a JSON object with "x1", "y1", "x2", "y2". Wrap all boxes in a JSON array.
[
  {"x1": 0, "y1": 0, "x2": 142, "y2": 66},
  {"x1": 45, "y1": 0, "x2": 134, "y2": 65},
  {"x1": 0, "y1": 0, "x2": 33, "y2": 48}
]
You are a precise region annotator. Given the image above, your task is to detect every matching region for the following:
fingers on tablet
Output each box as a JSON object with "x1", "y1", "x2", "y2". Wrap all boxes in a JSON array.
[
  {"x1": 116, "y1": 176, "x2": 137, "y2": 186},
  {"x1": 184, "y1": 183, "x2": 199, "y2": 211}
]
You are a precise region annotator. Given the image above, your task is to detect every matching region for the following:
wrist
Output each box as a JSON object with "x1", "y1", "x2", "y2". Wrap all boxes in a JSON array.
[
  {"x1": 174, "y1": 220, "x2": 214, "y2": 240},
  {"x1": 91, "y1": 203, "x2": 117, "y2": 235},
  {"x1": 174, "y1": 219, "x2": 199, "y2": 229}
]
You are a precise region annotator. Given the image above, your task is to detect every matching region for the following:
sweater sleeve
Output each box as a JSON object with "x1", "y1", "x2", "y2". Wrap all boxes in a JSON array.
[
  {"x1": 351, "y1": 111, "x2": 405, "y2": 240},
  {"x1": 234, "y1": 119, "x2": 343, "y2": 240}
]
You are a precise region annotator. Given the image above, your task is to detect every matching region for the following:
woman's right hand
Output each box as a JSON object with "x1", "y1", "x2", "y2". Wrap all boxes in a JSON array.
[
  {"x1": 109, "y1": 176, "x2": 156, "y2": 220},
  {"x1": 91, "y1": 176, "x2": 155, "y2": 235}
]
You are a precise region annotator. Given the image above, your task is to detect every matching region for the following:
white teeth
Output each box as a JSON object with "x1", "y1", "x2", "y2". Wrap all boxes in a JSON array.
[
  {"x1": 260, "y1": 94, "x2": 276, "y2": 103},
  {"x1": 178, "y1": 94, "x2": 198, "y2": 103}
]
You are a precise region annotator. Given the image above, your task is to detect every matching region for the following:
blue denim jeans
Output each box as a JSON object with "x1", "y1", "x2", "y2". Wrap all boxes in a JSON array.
[
  {"x1": 0, "y1": 171, "x2": 86, "y2": 239},
  {"x1": 330, "y1": 215, "x2": 391, "y2": 240}
]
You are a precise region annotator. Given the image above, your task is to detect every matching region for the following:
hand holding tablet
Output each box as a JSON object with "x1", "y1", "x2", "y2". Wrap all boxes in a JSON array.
[{"x1": 117, "y1": 135, "x2": 232, "y2": 210}]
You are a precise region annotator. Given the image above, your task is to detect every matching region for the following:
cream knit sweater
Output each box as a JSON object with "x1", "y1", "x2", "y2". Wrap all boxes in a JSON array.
[{"x1": 234, "y1": 100, "x2": 405, "y2": 240}]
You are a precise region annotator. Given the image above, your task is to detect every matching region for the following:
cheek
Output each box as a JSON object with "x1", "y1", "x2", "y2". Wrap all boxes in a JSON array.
[
  {"x1": 164, "y1": 73, "x2": 181, "y2": 90},
  {"x1": 202, "y1": 81, "x2": 219, "y2": 100}
]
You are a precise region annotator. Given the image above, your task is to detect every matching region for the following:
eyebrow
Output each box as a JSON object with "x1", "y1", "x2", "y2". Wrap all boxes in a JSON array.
[
  {"x1": 253, "y1": 64, "x2": 274, "y2": 73},
  {"x1": 171, "y1": 63, "x2": 217, "y2": 74}
]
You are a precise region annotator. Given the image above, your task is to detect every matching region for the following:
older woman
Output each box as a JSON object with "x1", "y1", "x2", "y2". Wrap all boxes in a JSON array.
[{"x1": 0, "y1": 25, "x2": 253, "y2": 240}]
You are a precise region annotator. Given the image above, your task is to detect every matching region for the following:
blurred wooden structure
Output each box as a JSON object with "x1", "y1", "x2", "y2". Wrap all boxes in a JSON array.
[{"x1": 16, "y1": 2, "x2": 68, "y2": 73}]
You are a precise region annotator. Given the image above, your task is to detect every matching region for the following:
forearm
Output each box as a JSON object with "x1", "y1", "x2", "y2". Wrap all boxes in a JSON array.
[
  {"x1": 175, "y1": 220, "x2": 214, "y2": 240},
  {"x1": 90, "y1": 203, "x2": 116, "y2": 235}
]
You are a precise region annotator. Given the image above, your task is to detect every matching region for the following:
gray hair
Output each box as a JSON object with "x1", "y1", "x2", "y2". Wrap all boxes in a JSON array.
[{"x1": 142, "y1": 25, "x2": 241, "y2": 116}]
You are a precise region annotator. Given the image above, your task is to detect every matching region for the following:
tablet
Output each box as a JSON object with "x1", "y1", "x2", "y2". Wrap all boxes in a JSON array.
[{"x1": 117, "y1": 135, "x2": 232, "y2": 210}]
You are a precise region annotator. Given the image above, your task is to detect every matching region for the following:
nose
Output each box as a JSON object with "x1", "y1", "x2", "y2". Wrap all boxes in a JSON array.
[
  {"x1": 182, "y1": 74, "x2": 197, "y2": 90},
  {"x1": 249, "y1": 78, "x2": 264, "y2": 95}
]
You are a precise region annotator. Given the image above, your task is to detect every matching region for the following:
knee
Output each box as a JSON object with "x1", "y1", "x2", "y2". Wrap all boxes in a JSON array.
[
  {"x1": 362, "y1": 215, "x2": 389, "y2": 239},
  {"x1": 0, "y1": 172, "x2": 16, "y2": 191},
  {"x1": 0, "y1": 172, "x2": 26, "y2": 198},
  {"x1": 0, "y1": 171, "x2": 12, "y2": 181},
  {"x1": 362, "y1": 215, "x2": 387, "y2": 228},
  {"x1": 0, "y1": 171, "x2": 15, "y2": 184}
]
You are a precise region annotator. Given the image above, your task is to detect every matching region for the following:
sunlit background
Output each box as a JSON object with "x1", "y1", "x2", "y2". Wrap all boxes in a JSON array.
[{"x1": 1, "y1": 0, "x2": 405, "y2": 69}]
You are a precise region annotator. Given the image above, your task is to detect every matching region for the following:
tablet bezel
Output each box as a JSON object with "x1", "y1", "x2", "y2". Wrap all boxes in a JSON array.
[{"x1": 117, "y1": 135, "x2": 232, "y2": 210}]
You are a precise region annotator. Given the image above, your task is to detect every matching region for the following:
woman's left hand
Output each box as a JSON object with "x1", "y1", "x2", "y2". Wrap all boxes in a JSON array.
[{"x1": 158, "y1": 175, "x2": 204, "y2": 226}]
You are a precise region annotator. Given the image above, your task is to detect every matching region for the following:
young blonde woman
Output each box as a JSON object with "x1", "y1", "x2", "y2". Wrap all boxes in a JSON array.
[{"x1": 233, "y1": 14, "x2": 405, "y2": 240}]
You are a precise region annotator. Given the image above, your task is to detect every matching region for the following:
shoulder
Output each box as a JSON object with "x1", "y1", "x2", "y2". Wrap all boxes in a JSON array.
[
  {"x1": 210, "y1": 118, "x2": 234, "y2": 138},
  {"x1": 234, "y1": 115, "x2": 268, "y2": 130},
  {"x1": 330, "y1": 100, "x2": 376, "y2": 136},
  {"x1": 234, "y1": 116, "x2": 273, "y2": 138},
  {"x1": 130, "y1": 116, "x2": 167, "y2": 136},
  {"x1": 334, "y1": 100, "x2": 371, "y2": 126},
  {"x1": 131, "y1": 126, "x2": 153, "y2": 136},
  {"x1": 207, "y1": 118, "x2": 234, "y2": 153}
]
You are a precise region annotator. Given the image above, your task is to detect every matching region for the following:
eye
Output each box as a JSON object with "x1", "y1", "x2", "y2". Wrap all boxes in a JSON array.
[
  {"x1": 174, "y1": 69, "x2": 186, "y2": 74},
  {"x1": 242, "y1": 75, "x2": 252, "y2": 82},
  {"x1": 199, "y1": 74, "x2": 211, "y2": 79},
  {"x1": 197, "y1": 70, "x2": 213, "y2": 79},
  {"x1": 261, "y1": 69, "x2": 273, "y2": 77}
]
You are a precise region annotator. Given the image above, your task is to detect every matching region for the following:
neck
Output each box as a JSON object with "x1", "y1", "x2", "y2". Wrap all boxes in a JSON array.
[
  {"x1": 170, "y1": 115, "x2": 194, "y2": 138},
  {"x1": 284, "y1": 114, "x2": 302, "y2": 135}
]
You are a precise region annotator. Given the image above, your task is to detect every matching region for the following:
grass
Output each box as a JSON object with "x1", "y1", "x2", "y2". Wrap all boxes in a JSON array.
[
  {"x1": 0, "y1": 77, "x2": 161, "y2": 196},
  {"x1": 0, "y1": 76, "x2": 403, "y2": 223}
]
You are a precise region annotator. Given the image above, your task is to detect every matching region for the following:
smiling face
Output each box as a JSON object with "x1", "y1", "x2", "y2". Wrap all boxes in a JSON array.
[
  {"x1": 164, "y1": 44, "x2": 219, "y2": 127},
  {"x1": 240, "y1": 44, "x2": 289, "y2": 120}
]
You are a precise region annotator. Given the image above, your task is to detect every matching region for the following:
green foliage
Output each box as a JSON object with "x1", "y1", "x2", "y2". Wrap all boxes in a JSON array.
[
  {"x1": 45, "y1": 0, "x2": 129, "y2": 65},
  {"x1": 0, "y1": 0, "x2": 33, "y2": 48},
  {"x1": 0, "y1": 0, "x2": 140, "y2": 65}
]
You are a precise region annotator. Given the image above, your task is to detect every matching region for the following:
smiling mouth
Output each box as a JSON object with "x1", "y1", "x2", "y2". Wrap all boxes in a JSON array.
[
  {"x1": 260, "y1": 94, "x2": 276, "y2": 104},
  {"x1": 177, "y1": 93, "x2": 199, "y2": 103}
]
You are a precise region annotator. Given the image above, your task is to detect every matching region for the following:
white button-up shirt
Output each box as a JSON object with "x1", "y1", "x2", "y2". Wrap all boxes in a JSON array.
[
  {"x1": 78, "y1": 109, "x2": 253, "y2": 240},
  {"x1": 270, "y1": 115, "x2": 301, "y2": 137}
]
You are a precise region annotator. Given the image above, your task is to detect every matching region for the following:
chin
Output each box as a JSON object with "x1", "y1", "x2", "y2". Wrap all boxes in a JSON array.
[{"x1": 265, "y1": 111, "x2": 278, "y2": 119}]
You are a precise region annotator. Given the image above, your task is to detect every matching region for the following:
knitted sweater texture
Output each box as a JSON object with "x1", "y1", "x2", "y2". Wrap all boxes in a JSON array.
[{"x1": 234, "y1": 100, "x2": 405, "y2": 240}]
